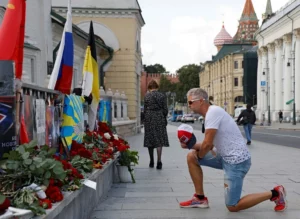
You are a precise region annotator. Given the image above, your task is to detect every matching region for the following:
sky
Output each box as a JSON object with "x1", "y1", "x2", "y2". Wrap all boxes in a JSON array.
[{"x1": 138, "y1": 0, "x2": 291, "y2": 73}]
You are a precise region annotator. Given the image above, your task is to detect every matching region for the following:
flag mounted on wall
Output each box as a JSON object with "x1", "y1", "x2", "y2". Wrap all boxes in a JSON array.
[
  {"x1": 48, "y1": 0, "x2": 74, "y2": 94},
  {"x1": 81, "y1": 21, "x2": 100, "y2": 131}
]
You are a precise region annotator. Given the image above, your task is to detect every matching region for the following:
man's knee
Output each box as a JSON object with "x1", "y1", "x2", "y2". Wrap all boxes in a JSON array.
[
  {"x1": 187, "y1": 151, "x2": 198, "y2": 164},
  {"x1": 226, "y1": 205, "x2": 240, "y2": 212}
]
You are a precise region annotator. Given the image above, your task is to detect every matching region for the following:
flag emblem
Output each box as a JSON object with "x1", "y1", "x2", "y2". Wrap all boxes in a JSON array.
[
  {"x1": 7, "y1": 4, "x2": 15, "y2": 9},
  {"x1": 0, "y1": 102, "x2": 14, "y2": 134}
]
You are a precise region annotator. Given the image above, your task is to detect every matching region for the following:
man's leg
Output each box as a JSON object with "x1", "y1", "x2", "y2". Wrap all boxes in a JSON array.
[
  {"x1": 223, "y1": 159, "x2": 286, "y2": 212},
  {"x1": 243, "y1": 124, "x2": 250, "y2": 142},
  {"x1": 180, "y1": 151, "x2": 222, "y2": 208},
  {"x1": 248, "y1": 124, "x2": 253, "y2": 140},
  {"x1": 187, "y1": 150, "x2": 204, "y2": 195}
]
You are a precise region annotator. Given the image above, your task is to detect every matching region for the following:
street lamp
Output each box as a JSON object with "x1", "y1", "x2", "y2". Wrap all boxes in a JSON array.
[
  {"x1": 220, "y1": 76, "x2": 227, "y2": 111},
  {"x1": 171, "y1": 92, "x2": 176, "y2": 111},
  {"x1": 166, "y1": 91, "x2": 171, "y2": 109},
  {"x1": 263, "y1": 66, "x2": 271, "y2": 126},
  {"x1": 287, "y1": 50, "x2": 296, "y2": 125}
]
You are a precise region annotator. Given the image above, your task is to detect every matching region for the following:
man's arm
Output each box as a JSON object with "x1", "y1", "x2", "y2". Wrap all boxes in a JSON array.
[
  {"x1": 197, "y1": 129, "x2": 217, "y2": 158},
  {"x1": 180, "y1": 142, "x2": 202, "y2": 150},
  {"x1": 236, "y1": 111, "x2": 244, "y2": 122}
]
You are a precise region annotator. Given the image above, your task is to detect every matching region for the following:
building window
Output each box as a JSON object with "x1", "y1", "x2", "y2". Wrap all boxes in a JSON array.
[
  {"x1": 242, "y1": 61, "x2": 244, "y2": 69},
  {"x1": 31, "y1": 59, "x2": 35, "y2": 83},
  {"x1": 234, "y1": 61, "x2": 238, "y2": 69},
  {"x1": 234, "y1": 78, "x2": 238, "y2": 87},
  {"x1": 47, "y1": 61, "x2": 53, "y2": 75}
]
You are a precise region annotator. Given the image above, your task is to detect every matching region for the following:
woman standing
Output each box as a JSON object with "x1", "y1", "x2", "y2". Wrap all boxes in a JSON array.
[{"x1": 143, "y1": 80, "x2": 169, "y2": 169}]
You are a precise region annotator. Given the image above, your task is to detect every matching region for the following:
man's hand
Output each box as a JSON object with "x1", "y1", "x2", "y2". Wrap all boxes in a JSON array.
[{"x1": 180, "y1": 142, "x2": 188, "y2": 149}]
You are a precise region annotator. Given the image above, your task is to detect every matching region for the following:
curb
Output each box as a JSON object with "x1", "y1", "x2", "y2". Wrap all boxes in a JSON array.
[
  {"x1": 252, "y1": 126, "x2": 300, "y2": 131},
  {"x1": 278, "y1": 128, "x2": 300, "y2": 131}
]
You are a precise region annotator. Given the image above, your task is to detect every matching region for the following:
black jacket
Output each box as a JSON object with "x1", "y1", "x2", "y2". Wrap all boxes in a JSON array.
[{"x1": 237, "y1": 109, "x2": 256, "y2": 125}]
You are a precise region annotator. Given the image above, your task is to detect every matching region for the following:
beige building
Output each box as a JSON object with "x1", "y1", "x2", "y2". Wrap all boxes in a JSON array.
[
  {"x1": 200, "y1": 45, "x2": 252, "y2": 115},
  {"x1": 52, "y1": 0, "x2": 145, "y2": 123}
]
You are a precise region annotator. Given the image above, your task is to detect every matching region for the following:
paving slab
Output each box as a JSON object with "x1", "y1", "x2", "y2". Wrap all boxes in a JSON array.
[{"x1": 92, "y1": 125, "x2": 300, "y2": 219}]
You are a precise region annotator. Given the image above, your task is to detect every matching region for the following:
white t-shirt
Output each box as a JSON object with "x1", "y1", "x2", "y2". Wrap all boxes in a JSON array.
[{"x1": 205, "y1": 105, "x2": 251, "y2": 164}]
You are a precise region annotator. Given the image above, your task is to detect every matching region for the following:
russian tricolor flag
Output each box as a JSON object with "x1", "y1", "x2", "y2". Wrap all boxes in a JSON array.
[{"x1": 48, "y1": 0, "x2": 73, "y2": 94}]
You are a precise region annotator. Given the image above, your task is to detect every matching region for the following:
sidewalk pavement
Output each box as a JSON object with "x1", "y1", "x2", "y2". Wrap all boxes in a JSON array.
[
  {"x1": 255, "y1": 122, "x2": 300, "y2": 131},
  {"x1": 91, "y1": 125, "x2": 300, "y2": 219}
]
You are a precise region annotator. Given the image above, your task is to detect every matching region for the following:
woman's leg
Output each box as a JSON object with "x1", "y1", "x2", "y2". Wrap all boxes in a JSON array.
[
  {"x1": 148, "y1": 147, "x2": 154, "y2": 167},
  {"x1": 157, "y1": 147, "x2": 162, "y2": 162},
  {"x1": 156, "y1": 147, "x2": 163, "y2": 169}
]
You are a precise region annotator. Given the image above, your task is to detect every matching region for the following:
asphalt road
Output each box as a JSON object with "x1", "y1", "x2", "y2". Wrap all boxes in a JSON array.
[{"x1": 169, "y1": 121, "x2": 300, "y2": 149}]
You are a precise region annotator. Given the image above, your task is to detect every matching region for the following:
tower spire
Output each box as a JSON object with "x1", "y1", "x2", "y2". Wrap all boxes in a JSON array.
[
  {"x1": 240, "y1": 0, "x2": 258, "y2": 21},
  {"x1": 263, "y1": 0, "x2": 273, "y2": 20}
]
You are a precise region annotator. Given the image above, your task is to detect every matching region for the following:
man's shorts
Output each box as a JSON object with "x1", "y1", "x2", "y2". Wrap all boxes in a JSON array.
[{"x1": 198, "y1": 151, "x2": 251, "y2": 206}]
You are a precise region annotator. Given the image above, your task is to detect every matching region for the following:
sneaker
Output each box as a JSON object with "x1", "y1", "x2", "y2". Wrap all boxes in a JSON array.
[
  {"x1": 179, "y1": 194, "x2": 209, "y2": 208},
  {"x1": 271, "y1": 185, "x2": 287, "y2": 212}
]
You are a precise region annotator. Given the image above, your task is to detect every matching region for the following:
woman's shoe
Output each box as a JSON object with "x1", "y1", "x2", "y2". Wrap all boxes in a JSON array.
[
  {"x1": 149, "y1": 161, "x2": 154, "y2": 168},
  {"x1": 156, "y1": 161, "x2": 162, "y2": 170}
]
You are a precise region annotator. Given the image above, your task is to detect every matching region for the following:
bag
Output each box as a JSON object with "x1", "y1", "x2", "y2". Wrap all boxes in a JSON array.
[{"x1": 241, "y1": 116, "x2": 249, "y2": 125}]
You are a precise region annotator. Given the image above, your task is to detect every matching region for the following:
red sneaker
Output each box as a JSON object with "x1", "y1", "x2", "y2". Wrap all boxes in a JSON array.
[
  {"x1": 179, "y1": 194, "x2": 209, "y2": 208},
  {"x1": 271, "y1": 185, "x2": 287, "y2": 212}
]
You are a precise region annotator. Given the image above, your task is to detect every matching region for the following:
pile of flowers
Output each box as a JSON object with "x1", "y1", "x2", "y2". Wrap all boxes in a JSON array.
[{"x1": 0, "y1": 122, "x2": 138, "y2": 216}]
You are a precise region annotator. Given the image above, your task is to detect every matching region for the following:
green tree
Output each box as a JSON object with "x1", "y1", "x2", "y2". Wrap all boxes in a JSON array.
[
  {"x1": 158, "y1": 74, "x2": 173, "y2": 93},
  {"x1": 144, "y1": 63, "x2": 167, "y2": 73},
  {"x1": 176, "y1": 64, "x2": 202, "y2": 102}
]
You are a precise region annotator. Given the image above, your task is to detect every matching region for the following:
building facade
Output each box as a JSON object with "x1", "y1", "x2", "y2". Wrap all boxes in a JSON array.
[
  {"x1": 200, "y1": 45, "x2": 257, "y2": 115},
  {"x1": 256, "y1": 0, "x2": 300, "y2": 122},
  {"x1": 52, "y1": 0, "x2": 145, "y2": 123},
  {"x1": 0, "y1": 0, "x2": 144, "y2": 127},
  {"x1": 200, "y1": 0, "x2": 259, "y2": 115}
]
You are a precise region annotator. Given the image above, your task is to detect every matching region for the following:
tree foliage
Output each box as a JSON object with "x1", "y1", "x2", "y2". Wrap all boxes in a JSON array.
[
  {"x1": 177, "y1": 64, "x2": 201, "y2": 90},
  {"x1": 156, "y1": 63, "x2": 203, "y2": 105},
  {"x1": 144, "y1": 63, "x2": 167, "y2": 73}
]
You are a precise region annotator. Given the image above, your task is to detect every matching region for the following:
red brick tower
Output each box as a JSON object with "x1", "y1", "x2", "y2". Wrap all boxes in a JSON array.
[{"x1": 233, "y1": 0, "x2": 259, "y2": 43}]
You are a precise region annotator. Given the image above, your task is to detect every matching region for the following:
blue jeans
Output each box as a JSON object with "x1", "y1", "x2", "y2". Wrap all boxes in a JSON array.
[
  {"x1": 243, "y1": 124, "x2": 253, "y2": 142},
  {"x1": 198, "y1": 152, "x2": 251, "y2": 206}
]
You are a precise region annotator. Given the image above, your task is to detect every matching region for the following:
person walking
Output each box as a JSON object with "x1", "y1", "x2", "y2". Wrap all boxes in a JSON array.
[
  {"x1": 278, "y1": 110, "x2": 283, "y2": 123},
  {"x1": 143, "y1": 80, "x2": 169, "y2": 169},
  {"x1": 179, "y1": 88, "x2": 286, "y2": 212},
  {"x1": 237, "y1": 104, "x2": 256, "y2": 145}
]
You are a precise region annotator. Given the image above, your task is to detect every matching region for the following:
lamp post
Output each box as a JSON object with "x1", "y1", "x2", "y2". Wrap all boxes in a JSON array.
[
  {"x1": 220, "y1": 76, "x2": 227, "y2": 111},
  {"x1": 263, "y1": 66, "x2": 271, "y2": 126},
  {"x1": 171, "y1": 92, "x2": 176, "y2": 111},
  {"x1": 287, "y1": 51, "x2": 296, "y2": 125},
  {"x1": 166, "y1": 91, "x2": 171, "y2": 110}
]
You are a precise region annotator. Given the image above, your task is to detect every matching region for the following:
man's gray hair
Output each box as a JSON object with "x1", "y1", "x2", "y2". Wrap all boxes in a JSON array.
[{"x1": 187, "y1": 88, "x2": 208, "y2": 101}]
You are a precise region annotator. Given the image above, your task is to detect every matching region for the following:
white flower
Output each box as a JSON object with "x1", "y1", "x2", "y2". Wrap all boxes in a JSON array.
[
  {"x1": 113, "y1": 134, "x2": 119, "y2": 140},
  {"x1": 104, "y1": 132, "x2": 111, "y2": 139}
]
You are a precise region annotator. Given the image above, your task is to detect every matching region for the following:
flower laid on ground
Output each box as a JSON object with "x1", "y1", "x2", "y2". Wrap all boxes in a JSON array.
[
  {"x1": 39, "y1": 199, "x2": 52, "y2": 209},
  {"x1": 0, "y1": 194, "x2": 10, "y2": 211}
]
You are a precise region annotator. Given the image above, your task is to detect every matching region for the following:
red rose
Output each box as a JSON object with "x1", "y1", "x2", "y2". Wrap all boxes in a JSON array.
[
  {"x1": 46, "y1": 185, "x2": 64, "y2": 203},
  {"x1": 39, "y1": 199, "x2": 52, "y2": 209},
  {"x1": 78, "y1": 148, "x2": 92, "y2": 159},
  {"x1": 0, "y1": 198, "x2": 10, "y2": 211}
]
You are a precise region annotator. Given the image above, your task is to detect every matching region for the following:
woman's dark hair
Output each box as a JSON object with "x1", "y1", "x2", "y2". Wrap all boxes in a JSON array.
[
  {"x1": 147, "y1": 80, "x2": 159, "y2": 90},
  {"x1": 246, "y1": 104, "x2": 252, "y2": 110}
]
